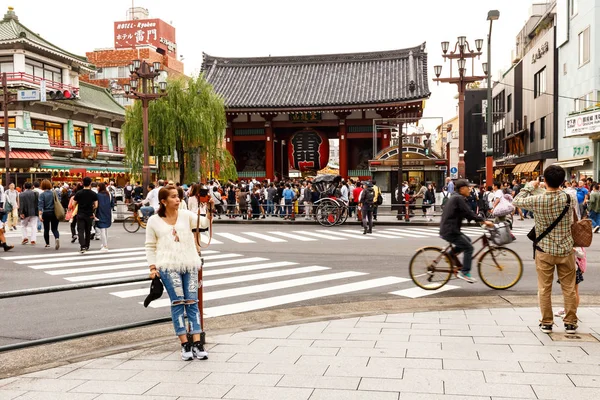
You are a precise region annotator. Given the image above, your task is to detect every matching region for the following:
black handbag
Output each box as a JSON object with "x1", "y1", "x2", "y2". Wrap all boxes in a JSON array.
[{"x1": 527, "y1": 194, "x2": 571, "y2": 257}]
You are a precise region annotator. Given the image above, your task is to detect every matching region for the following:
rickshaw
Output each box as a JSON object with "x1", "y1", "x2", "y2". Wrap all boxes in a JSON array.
[{"x1": 312, "y1": 174, "x2": 349, "y2": 227}]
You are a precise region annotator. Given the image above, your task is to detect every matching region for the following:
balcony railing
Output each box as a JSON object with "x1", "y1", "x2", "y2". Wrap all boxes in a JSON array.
[
  {"x1": 4, "y1": 72, "x2": 79, "y2": 93},
  {"x1": 49, "y1": 140, "x2": 124, "y2": 154}
]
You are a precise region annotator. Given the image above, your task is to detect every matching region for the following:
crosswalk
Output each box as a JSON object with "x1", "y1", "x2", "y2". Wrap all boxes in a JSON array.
[{"x1": 1, "y1": 246, "x2": 476, "y2": 317}]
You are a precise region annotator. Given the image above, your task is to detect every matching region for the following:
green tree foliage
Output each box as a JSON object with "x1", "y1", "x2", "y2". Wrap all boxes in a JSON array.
[{"x1": 122, "y1": 74, "x2": 237, "y2": 183}]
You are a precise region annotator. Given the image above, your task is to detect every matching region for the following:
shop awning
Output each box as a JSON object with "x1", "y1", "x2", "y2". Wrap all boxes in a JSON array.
[
  {"x1": 0, "y1": 149, "x2": 52, "y2": 159},
  {"x1": 522, "y1": 161, "x2": 540, "y2": 173},
  {"x1": 513, "y1": 163, "x2": 525, "y2": 174},
  {"x1": 552, "y1": 157, "x2": 592, "y2": 169}
]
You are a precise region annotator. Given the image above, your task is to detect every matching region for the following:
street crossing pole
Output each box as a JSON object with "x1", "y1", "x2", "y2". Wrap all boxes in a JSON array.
[{"x1": 2, "y1": 73, "x2": 10, "y2": 186}]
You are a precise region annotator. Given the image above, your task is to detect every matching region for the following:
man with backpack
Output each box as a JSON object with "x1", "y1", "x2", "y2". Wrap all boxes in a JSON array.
[{"x1": 359, "y1": 182, "x2": 375, "y2": 234}]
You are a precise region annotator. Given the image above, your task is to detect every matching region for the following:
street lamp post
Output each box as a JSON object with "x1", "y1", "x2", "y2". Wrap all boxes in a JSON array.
[
  {"x1": 433, "y1": 35, "x2": 487, "y2": 181},
  {"x1": 124, "y1": 60, "x2": 167, "y2": 196},
  {"x1": 485, "y1": 10, "x2": 500, "y2": 187}
]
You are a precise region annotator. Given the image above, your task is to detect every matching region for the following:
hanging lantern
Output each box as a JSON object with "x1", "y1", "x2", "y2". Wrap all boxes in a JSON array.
[{"x1": 288, "y1": 129, "x2": 329, "y2": 172}]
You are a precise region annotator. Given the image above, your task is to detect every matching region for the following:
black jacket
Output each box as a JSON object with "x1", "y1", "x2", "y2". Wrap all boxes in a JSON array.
[
  {"x1": 18, "y1": 190, "x2": 39, "y2": 218},
  {"x1": 440, "y1": 192, "x2": 484, "y2": 238}
]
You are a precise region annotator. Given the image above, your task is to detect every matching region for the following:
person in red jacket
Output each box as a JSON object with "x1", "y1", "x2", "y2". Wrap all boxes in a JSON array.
[{"x1": 352, "y1": 183, "x2": 363, "y2": 221}]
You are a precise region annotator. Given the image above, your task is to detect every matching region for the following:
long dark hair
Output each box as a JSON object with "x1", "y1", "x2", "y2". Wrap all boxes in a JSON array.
[
  {"x1": 157, "y1": 187, "x2": 178, "y2": 218},
  {"x1": 98, "y1": 182, "x2": 108, "y2": 194}
]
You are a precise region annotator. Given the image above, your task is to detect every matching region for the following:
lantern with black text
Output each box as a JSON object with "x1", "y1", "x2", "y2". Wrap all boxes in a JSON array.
[{"x1": 288, "y1": 130, "x2": 329, "y2": 172}]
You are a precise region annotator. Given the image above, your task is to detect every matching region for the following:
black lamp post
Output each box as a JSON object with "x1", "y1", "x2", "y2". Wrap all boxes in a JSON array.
[{"x1": 124, "y1": 60, "x2": 167, "y2": 196}]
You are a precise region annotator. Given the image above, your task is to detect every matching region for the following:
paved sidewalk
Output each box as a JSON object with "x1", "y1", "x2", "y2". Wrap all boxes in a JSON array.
[{"x1": 2, "y1": 307, "x2": 600, "y2": 399}]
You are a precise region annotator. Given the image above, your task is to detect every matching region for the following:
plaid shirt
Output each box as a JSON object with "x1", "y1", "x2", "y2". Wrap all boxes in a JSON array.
[{"x1": 513, "y1": 185, "x2": 575, "y2": 256}]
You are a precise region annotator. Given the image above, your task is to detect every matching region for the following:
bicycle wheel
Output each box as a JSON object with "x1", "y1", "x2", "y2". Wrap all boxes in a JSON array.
[
  {"x1": 409, "y1": 246, "x2": 453, "y2": 290},
  {"x1": 477, "y1": 246, "x2": 523, "y2": 290},
  {"x1": 335, "y1": 205, "x2": 349, "y2": 225},
  {"x1": 123, "y1": 216, "x2": 141, "y2": 233},
  {"x1": 316, "y1": 200, "x2": 337, "y2": 227}
]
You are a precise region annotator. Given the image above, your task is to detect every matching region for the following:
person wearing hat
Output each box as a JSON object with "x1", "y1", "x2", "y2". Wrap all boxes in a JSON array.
[{"x1": 440, "y1": 179, "x2": 494, "y2": 283}]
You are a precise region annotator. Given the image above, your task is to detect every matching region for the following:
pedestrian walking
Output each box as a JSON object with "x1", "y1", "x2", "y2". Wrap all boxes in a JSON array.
[
  {"x1": 424, "y1": 183, "x2": 436, "y2": 222},
  {"x1": 73, "y1": 177, "x2": 98, "y2": 254},
  {"x1": 588, "y1": 184, "x2": 600, "y2": 233},
  {"x1": 513, "y1": 165, "x2": 579, "y2": 334},
  {"x1": 282, "y1": 184, "x2": 294, "y2": 220},
  {"x1": 66, "y1": 184, "x2": 82, "y2": 243},
  {"x1": 359, "y1": 182, "x2": 375, "y2": 234},
  {"x1": 4, "y1": 183, "x2": 19, "y2": 231},
  {"x1": 96, "y1": 182, "x2": 114, "y2": 252},
  {"x1": 38, "y1": 179, "x2": 60, "y2": 249},
  {"x1": 145, "y1": 186, "x2": 208, "y2": 361},
  {"x1": 18, "y1": 182, "x2": 39, "y2": 245}
]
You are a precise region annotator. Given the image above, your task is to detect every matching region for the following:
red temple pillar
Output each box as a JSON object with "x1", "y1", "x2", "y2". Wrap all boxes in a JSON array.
[
  {"x1": 265, "y1": 120, "x2": 274, "y2": 180},
  {"x1": 338, "y1": 119, "x2": 348, "y2": 178}
]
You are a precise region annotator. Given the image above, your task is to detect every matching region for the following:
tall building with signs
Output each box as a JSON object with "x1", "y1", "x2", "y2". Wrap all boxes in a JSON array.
[
  {"x1": 0, "y1": 7, "x2": 128, "y2": 187},
  {"x1": 202, "y1": 45, "x2": 435, "y2": 193},
  {"x1": 82, "y1": 7, "x2": 184, "y2": 107}
]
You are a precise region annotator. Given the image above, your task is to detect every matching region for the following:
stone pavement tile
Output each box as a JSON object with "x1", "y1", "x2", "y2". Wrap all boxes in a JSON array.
[
  {"x1": 271, "y1": 346, "x2": 339, "y2": 357},
  {"x1": 223, "y1": 384, "x2": 312, "y2": 399},
  {"x1": 295, "y1": 355, "x2": 369, "y2": 367},
  {"x1": 104, "y1": 349, "x2": 145, "y2": 359},
  {"x1": 312, "y1": 339, "x2": 376, "y2": 348},
  {"x1": 532, "y1": 385, "x2": 600, "y2": 400},
  {"x1": 208, "y1": 343, "x2": 277, "y2": 354},
  {"x1": 415, "y1": 311, "x2": 464, "y2": 318},
  {"x1": 20, "y1": 367, "x2": 77, "y2": 379},
  {"x1": 521, "y1": 361, "x2": 600, "y2": 375},
  {"x1": 183, "y1": 361, "x2": 258, "y2": 374},
  {"x1": 130, "y1": 348, "x2": 175, "y2": 360},
  {"x1": 441, "y1": 329, "x2": 503, "y2": 337},
  {"x1": 250, "y1": 362, "x2": 328, "y2": 376},
  {"x1": 381, "y1": 328, "x2": 441, "y2": 336},
  {"x1": 553, "y1": 353, "x2": 600, "y2": 364},
  {"x1": 477, "y1": 351, "x2": 555, "y2": 363},
  {"x1": 323, "y1": 327, "x2": 383, "y2": 335},
  {"x1": 227, "y1": 352, "x2": 300, "y2": 364},
  {"x1": 289, "y1": 332, "x2": 350, "y2": 341},
  {"x1": 325, "y1": 364, "x2": 403, "y2": 379},
  {"x1": 484, "y1": 371, "x2": 573, "y2": 386},
  {"x1": 337, "y1": 347, "x2": 406, "y2": 358},
  {"x1": 93, "y1": 395, "x2": 178, "y2": 400},
  {"x1": 409, "y1": 335, "x2": 473, "y2": 344},
  {"x1": 444, "y1": 380, "x2": 536, "y2": 398},
  {"x1": 441, "y1": 343, "x2": 513, "y2": 353},
  {"x1": 277, "y1": 374, "x2": 359, "y2": 390},
  {"x1": 510, "y1": 344, "x2": 588, "y2": 356},
  {"x1": 127, "y1": 370, "x2": 209, "y2": 384},
  {"x1": 310, "y1": 389, "x2": 399, "y2": 400},
  {"x1": 367, "y1": 357, "x2": 442, "y2": 370},
  {"x1": 465, "y1": 309, "x2": 493, "y2": 315},
  {"x1": 292, "y1": 321, "x2": 330, "y2": 333},
  {"x1": 359, "y1": 377, "x2": 444, "y2": 394},
  {"x1": 8, "y1": 392, "x2": 98, "y2": 400},
  {"x1": 69, "y1": 380, "x2": 157, "y2": 395},
  {"x1": 327, "y1": 317, "x2": 361, "y2": 327},
  {"x1": 0, "y1": 391, "x2": 27, "y2": 400},
  {"x1": 568, "y1": 374, "x2": 600, "y2": 387},
  {"x1": 210, "y1": 333, "x2": 255, "y2": 345},
  {"x1": 354, "y1": 322, "x2": 411, "y2": 330},
  {"x1": 411, "y1": 323, "x2": 470, "y2": 331},
  {"x1": 233, "y1": 325, "x2": 299, "y2": 339},
  {"x1": 442, "y1": 318, "x2": 499, "y2": 326},
  {"x1": 114, "y1": 359, "x2": 187, "y2": 371},
  {"x1": 164, "y1": 351, "x2": 235, "y2": 362},
  {"x1": 81, "y1": 358, "x2": 127, "y2": 369},
  {"x1": 406, "y1": 348, "x2": 478, "y2": 360},
  {"x1": 145, "y1": 382, "x2": 232, "y2": 398},
  {"x1": 60, "y1": 367, "x2": 141, "y2": 381},
  {"x1": 1, "y1": 378, "x2": 85, "y2": 392},
  {"x1": 0, "y1": 378, "x2": 18, "y2": 388},
  {"x1": 443, "y1": 359, "x2": 523, "y2": 372},
  {"x1": 252, "y1": 338, "x2": 314, "y2": 348},
  {"x1": 359, "y1": 314, "x2": 387, "y2": 323},
  {"x1": 403, "y1": 368, "x2": 485, "y2": 383},
  {"x1": 385, "y1": 314, "x2": 440, "y2": 324},
  {"x1": 349, "y1": 333, "x2": 409, "y2": 342},
  {"x1": 201, "y1": 372, "x2": 282, "y2": 387},
  {"x1": 400, "y1": 394, "x2": 490, "y2": 400},
  {"x1": 474, "y1": 335, "x2": 542, "y2": 345},
  {"x1": 374, "y1": 341, "x2": 441, "y2": 350}
]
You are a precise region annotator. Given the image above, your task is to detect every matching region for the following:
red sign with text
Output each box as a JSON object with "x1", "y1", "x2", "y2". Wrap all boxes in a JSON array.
[{"x1": 114, "y1": 18, "x2": 177, "y2": 56}]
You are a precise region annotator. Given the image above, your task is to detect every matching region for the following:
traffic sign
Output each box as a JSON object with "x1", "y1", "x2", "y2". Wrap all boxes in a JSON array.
[
  {"x1": 16, "y1": 89, "x2": 40, "y2": 101},
  {"x1": 450, "y1": 167, "x2": 458, "y2": 174},
  {"x1": 40, "y1": 80, "x2": 47, "y2": 102}
]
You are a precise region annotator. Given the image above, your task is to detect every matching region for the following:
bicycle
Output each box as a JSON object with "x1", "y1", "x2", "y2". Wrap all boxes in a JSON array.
[
  {"x1": 123, "y1": 203, "x2": 147, "y2": 233},
  {"x1": 409, "y1": 225, "x2": 523, "y2": 290}
]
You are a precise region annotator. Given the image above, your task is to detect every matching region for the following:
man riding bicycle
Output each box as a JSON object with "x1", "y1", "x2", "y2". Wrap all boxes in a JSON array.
[{"x1": 440, "y1": 179, "x2": 494, "y2": 283}]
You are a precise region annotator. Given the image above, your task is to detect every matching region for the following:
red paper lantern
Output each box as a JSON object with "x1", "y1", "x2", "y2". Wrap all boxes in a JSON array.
[{"x1": 288, "y1": 129, "x2": 329, "y2": 172}]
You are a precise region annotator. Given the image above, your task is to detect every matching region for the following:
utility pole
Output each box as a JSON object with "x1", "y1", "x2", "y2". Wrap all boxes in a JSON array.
[{"x1": 2, "y1": 72, "x2": 11, "y2": 187}]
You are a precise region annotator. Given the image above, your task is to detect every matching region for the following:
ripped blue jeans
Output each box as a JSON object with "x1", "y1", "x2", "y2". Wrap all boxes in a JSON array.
[{"x1": 159, "y1": 269, "x2": 202, "y2": 336}]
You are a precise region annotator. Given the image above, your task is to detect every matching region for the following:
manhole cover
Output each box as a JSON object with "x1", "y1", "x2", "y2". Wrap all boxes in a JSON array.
[{"x1": 549, "y1": 333, "x2": 600, "y2": 342}]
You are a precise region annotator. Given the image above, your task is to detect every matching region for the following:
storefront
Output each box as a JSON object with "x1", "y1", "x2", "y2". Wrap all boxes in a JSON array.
[{"x1": 559, "y1": 109, "x2": 600, "y2": 181}]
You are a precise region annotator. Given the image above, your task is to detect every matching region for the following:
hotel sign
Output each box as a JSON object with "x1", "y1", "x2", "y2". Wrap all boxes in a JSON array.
[
  {"x1": 566, "y1": 110, "x2": 600, "y2": 137},
  {"x1": 114, "y1": 18, "x2": 177, "y2": 55}
]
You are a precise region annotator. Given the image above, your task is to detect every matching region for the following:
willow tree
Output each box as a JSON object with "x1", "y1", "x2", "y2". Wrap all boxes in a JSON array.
[{"x1": 122, "y1": 74, "x2": 237, "y2": 183}]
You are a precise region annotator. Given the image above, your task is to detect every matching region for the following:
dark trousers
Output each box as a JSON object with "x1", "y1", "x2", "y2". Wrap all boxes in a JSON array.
[
  {"x1": 70, "y1": 217, "x2": 77, "y2": 237},
  {"x1": 362, "y1": 205, "x2": 373, "y2": 231},
  {"x1": 443, "y1": 233, "x2": 474, "y2": 274},
  {"x1": 42, "y1": 211, "x2": 60, "y2": 245},
  {"x1": 77, "y1": 215, "x2": 93, "y2": 249}
]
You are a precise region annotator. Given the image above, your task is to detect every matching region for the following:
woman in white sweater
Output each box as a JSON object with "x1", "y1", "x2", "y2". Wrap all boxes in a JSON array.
[{"x1": 145, "y1": 186, "x2": 208, "y2": 361}]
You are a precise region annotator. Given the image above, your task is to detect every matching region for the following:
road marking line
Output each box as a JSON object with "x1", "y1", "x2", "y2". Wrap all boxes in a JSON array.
[
  {"x1": 29, "y1": 256, "x2": 145, "y2": 270},
  {"x1": 17, "y1": 251, "x2": 147, "y2": 265},
  {"x1": 110, "y1": 266, "x2": 330, "y2": 297},
  {"x1": 200, "y1": 235, "x2": 223, "y2": 244},
  {"x1": 382, "y1": 229, "x2": 428, "y2": 238},
  {"x1": 268, "y1": 232, "x2": 318, "y2": 241},
  {"x1": 201, "y1": 277, "x2": 407, "y2": 318},
  {"x1": 204, "y1": 257, "x2": 268, "y2": 267},
  {"x1": 398, "y1": 228, "x2": 440, "y2": 237},
  {"x1": 243, "y1": 232, "x2": 287, "y2": 242},
  {"x1": 389, "y1": 285, "x2": 460, "y2": 298},
  {"x1": 339, "y1": 229, "x2": 400, "y2": 239},
  {"x1": 66, "y1": 269, "x2": 147, "y2": 282},
  {"x1": 205, "y1": 261, "x2": 298, "y2": 277},
  {"x1": 47, "y1": 262, "x2": 149, "y2": 275},
  {"x1": 377, "y1": 230, "x2": 428, "y2": 238},
  {"x1": 315, "y1": 230, "x2": 374, "y2": 240},
  {"x1": 214, "y1": 233, "x2": 255, "y2": 243},
  {"x1": 292, "y1": 231, "x2": 347, "y2": 241},
  {"x1": 93, "y1": 281, "x2": 149, "y2": 290},
  {"x1": 1, "y1": 247, "x2": 148, "y2": 261},
  {"x1": 146, "y1": 271, "x2": 369, "y2": 308}
]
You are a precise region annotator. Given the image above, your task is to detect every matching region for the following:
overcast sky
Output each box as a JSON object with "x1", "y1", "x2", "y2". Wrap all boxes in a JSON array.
[{"x1": 13, "y1": 0, "x2": 537, "y2": 131}]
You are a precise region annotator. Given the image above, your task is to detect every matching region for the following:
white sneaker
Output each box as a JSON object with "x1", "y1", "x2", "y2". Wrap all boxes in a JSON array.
[
  {"x1": 457, "y1": 271, "x2": 477, "y2": 284},
  {"x1": 100, "y1": 246, "x2": 109, "y2": 252},
  {"x1": 181, "y1": 343, "x2": 193, "y2": 361},
  {"x1": 594, "y1": 226, "x2": 600, "y2": 233}
]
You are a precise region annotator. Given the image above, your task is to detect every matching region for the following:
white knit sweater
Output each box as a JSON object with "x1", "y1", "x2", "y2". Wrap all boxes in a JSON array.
[{"x1": 145, "y1": 210, "x2": 201, "y2": 273}]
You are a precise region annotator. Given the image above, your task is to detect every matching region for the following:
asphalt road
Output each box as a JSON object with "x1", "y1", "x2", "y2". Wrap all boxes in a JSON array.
[{"x1": 1, "y1": 217, "x2": 598, "y2": 347}]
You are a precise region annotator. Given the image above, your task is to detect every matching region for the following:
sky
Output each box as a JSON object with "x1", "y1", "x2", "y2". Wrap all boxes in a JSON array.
[{"x1": 11, "y1": 0, "x2": 537, "y2": 132}]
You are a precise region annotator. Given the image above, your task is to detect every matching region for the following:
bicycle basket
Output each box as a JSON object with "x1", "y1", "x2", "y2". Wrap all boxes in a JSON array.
[
  {"x1": 127, "y1": 203, "x2": 136, "y2": 212},
  {"x1": 489, "y1": 222, "x2": 514, "y2": 246}
]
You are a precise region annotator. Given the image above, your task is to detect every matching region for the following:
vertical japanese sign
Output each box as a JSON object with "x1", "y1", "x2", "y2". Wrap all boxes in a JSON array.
[
  {"x1": 87, "y1": 123, "x2": 96, "y2": 147},
  {"x1": 67, "y1": 120, "x2": 76, "y2": 146},
  {"x1": 105, "y1": 127, "x2": 113, "y2": 152}
]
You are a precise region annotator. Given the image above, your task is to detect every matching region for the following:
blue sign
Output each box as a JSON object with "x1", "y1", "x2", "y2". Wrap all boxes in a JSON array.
[{"x1": 450, "y1": 167, "x2": 458, "y2": 174}]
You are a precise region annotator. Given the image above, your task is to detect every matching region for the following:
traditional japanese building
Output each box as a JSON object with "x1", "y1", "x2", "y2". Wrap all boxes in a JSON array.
[{"x1": 202, "y1": 44, "x2": 431, "y2": 188}]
